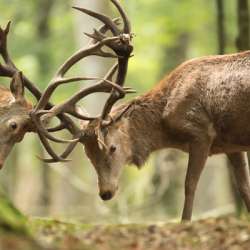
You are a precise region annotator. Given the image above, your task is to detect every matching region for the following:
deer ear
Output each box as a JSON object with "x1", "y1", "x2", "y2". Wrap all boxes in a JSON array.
[
  {"x1": 96, "y1": 127, "x2": 106, "y2": 151},
  {"x1": 111, "y1": 104, "x2": 131, "y2": 123},
  {"x1": 10, "y1": 72, "x2": 25, "y2": 101},
  {"x1": 78, "y1": 107, "x2": 90, "y2": 130}
]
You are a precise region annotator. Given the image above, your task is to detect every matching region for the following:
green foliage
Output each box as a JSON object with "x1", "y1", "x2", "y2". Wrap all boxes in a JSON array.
[
  {"x1": 0, "y1": 188, "x2": 27, "y2": 234},
  {"x1": 126, "y1": 0, "x2": 217, "y2": 92},
  {"x1": 0, "y1": 0, "x2": 75, "y2": 102}
]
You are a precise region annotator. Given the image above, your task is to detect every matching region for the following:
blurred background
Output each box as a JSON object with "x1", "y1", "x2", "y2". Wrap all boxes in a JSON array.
[{"x1": 0, "y1": 0, "x2": 248, "y2": 223}]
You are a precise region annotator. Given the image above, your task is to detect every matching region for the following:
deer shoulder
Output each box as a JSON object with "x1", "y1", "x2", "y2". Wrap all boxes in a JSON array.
[{"x1": 159, "y1": 51, "x2": 250, "y2": 149}]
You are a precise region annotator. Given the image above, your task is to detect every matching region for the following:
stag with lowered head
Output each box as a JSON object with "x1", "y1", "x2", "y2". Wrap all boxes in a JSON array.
[
  {"x1": 1, "y1": 0, "x2": 250, "y2": 221},
  {"x1": 83, "y1": 51, "x2": 250, "y2": 221}
]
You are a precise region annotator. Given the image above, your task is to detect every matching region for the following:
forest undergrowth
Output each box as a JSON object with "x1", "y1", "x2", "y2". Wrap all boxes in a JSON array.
[{"x1": 1, "y1": 214, "x2": 250, "y2": 250}]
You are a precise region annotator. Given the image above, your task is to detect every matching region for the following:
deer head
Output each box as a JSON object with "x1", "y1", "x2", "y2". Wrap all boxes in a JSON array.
[
  {"x1": 0, "y1": 72, "x2": 34, "y2": 168},
  {"x1": 82, "y1": 105, "x2": 133, "y2": 200}
]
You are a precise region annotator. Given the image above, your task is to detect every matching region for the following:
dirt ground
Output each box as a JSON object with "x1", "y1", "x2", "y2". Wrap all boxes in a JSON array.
[{"x1": 0, "y1": 216, "x2": 250, "y2": 250}]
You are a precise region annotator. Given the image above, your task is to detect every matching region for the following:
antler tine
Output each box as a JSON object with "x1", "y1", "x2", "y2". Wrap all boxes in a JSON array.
[
  {"x1": 110, "y1": 0, "x2": 131, "y2": 33},
  {"x1": 101, "y1": 90, "x2": 120, "y2": 120},
  {"x1": 38, "y1": 139, "x2": 79, "y2": 163},
  {"x1": 37, "y1": 132, "x2": 70, "y2": 162},
  {"x1": 57, "y1": 36, "x2": 122, "y2": 77},
  {"x1": 106, "y1": 62, "x2": 119, "y2": 80},
  {"x1": 84, "y1": 29, "x2": 107, "y2": 41},
  {"x1": 47, "y1": 123, "x2": 67, "y2": 133},
  {"x1": 36, "y1": 114, "x2": 82, "y2": 163},
  {"x1": 30, "y1": 112, "x2": 78, "y2": 144},
  {"x1": 42, "y1": 75, "x2": 124, "y2": 121},
  {"x1": 64, "y1": 64, "x2": 119, "y2": 121},
  {"x1": 87, "y1": 17, "x2": 121, "y2": 45},
  {"x1": 73, "y1": 6, "x2": 120, "y2": 36},
  {"x1": 0, "y1": 21, "x2": 14, "y2": 66},
  {"x1": 98, "y1": 17, "x2": 121, "y2": 35}
]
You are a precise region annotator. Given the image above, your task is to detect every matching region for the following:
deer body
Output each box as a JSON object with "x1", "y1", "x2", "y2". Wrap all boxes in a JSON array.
[
  {"x1": 159, "y1": 50, "x2": 250, "y2": 155},
  {"x1": 84, "y1": 51, "x2": 250, "y2": 220}
]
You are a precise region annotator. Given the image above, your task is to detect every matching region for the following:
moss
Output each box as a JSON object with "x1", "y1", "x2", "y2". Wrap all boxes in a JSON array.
[
  {"x1": 0, "y1": 189, "x2": 28, "y2": 235},
  {"x1": 0, "y1": 190, "x2": 44, "y2": 249}
]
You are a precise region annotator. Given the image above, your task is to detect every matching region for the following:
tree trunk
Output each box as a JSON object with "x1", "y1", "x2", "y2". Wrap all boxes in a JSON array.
[
  {"x1": 232, "y1": 0, "x2": 250, "y2": 214},
  {"x1": 236, "y1": 0, "x2": 250, "y2": 51},
  {"x1": 35, "y1": 0, "x2": 55, "y2": 215},
  {"x1": 216, "y1": 0, "x2": 226, "y2": 54}
]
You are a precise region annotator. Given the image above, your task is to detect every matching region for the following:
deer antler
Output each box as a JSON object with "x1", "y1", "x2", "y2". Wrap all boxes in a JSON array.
[
  {"x1": 0, "y1": 0, "x2": 134, "y2": 163},
  {"x1": 29, "y1": 0, "x2": 134, "y2": 162}
]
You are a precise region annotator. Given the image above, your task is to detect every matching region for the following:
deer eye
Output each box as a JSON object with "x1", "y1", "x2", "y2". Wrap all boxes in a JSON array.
[
  {"x1": 109, "y1": 145, "x2": 116, "y2": 154},
  {"x1": 102, "y1": 127, "x2": 108, "y2": 137},
  {"x1": 9, "y1": 121, "x2": 18, "y2": 130}
]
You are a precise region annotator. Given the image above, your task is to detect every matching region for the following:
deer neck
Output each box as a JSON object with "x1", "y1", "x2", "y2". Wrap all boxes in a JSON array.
[{"x1": 123, "y1": 90, "x2": 168, "y2": 168}]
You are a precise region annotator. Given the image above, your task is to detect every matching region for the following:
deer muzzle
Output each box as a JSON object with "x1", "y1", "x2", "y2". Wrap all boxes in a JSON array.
[{"x1": 98, "y1": 181, "x2": 118, "y2": 201}]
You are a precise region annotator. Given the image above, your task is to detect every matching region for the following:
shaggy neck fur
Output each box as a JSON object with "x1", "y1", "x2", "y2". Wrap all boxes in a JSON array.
[{"x1": 122, "y1": 89, "x2": 169, "y2": 167}]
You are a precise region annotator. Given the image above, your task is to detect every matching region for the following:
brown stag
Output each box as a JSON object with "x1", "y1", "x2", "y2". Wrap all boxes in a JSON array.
[
  {"x1": 82, "y1": 50, "x2": 250, "y2": 221},
  {"x1": 1, "y1": 0, "x2": 250, "y2": 221}
]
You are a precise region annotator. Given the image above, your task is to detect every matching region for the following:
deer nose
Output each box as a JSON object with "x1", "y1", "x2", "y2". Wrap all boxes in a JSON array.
[{"x1": 100, "y1": 191, "x2": 113, "y2": 201}]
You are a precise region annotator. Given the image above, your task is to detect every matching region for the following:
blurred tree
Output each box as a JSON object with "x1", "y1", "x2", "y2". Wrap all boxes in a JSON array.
[
  {"x1": 215, "y1": 0, "x2": 243, "y2": 216},
  {"x1": 35, "y1": 0, "x2": 55, "y2": 215},
  {"x1": 216, "y1": 0, "x2": 226, "y2": 54},
  {"x1": 236, "y1": 0, "x2": 250, "y2": 50},
  {"x1": 36, "y1": 0, "x2": 54, "y2": 79},
  {"x1": 232, "y1": 0, "x2": 250, "y2": 215}
]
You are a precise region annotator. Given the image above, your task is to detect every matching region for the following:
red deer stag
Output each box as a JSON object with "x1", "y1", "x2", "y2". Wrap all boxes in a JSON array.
[{"x1": 2, "y1": 0, "x2": 250, "y2": 221}]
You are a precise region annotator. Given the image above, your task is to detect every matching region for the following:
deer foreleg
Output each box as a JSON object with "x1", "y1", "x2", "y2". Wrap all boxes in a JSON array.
[{"x1": 181, "y1": 138, "x2": 211, "y2": 221}]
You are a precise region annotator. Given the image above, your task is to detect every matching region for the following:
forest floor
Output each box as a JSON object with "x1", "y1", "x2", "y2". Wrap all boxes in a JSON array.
[{"x1": 0, "y1": 215, "x2": 250, "y2": 250}]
